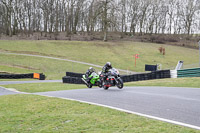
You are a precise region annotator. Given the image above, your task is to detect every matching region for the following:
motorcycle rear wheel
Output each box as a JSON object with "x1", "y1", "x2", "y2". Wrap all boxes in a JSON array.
[
  {"x1": 97, "y1": 81, "x2": 102, "y2": 88},
  {"x1": 87, "y1": 83, "x2": 93, "y2": 88}
]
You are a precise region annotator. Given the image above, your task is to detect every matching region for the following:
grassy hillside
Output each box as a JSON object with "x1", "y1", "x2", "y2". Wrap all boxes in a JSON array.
[
  {"x1": 0, "y1": 54, "x2": 100, "y2": 79},
  {"x1": 0, "y1": 40, "x2": 199, "y2": 79}
]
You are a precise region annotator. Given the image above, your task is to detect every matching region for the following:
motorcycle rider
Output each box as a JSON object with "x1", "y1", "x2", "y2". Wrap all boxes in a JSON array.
[
  {"x1": 102, "y1": 62, "x2": 112, "y2": 82},
  {"x1": 85, "y1": 67, "x2": 95, "y2": 83}
]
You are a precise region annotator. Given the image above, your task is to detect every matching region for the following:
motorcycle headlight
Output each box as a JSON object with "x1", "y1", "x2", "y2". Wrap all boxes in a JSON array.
[{"x1": 116, "y1": 70, "x2": 119, "y2": 74}]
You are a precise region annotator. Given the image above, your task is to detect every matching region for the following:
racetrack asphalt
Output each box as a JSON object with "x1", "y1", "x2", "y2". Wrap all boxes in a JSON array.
[
  {"x1": 35, "y1": 86, "x2": 200, "y2": 128},
  {"x1": 0, "y1": 87, "x2": 21, "y2": 96}
]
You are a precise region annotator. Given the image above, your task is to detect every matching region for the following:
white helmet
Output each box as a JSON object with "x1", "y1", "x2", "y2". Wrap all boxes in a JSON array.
[
  {"x1": 89, "y1": 67, "x2": 94, "y2": 72},
  {"x1": 106, "y1": 62, "x2": 112, "y2": 67}
]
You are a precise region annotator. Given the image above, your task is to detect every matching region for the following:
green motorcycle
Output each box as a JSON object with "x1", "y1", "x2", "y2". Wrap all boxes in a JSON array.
[{"x1": 82, "y1": 72, "x2": 102, "y2": 88}]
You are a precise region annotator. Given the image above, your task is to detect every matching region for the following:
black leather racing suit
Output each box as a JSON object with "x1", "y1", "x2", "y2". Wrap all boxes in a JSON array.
[
  {"x1": 102, "y1": 65, "x2": 112, "y2": 82},
  {"x1": 85, "y1": 70, "x2": 93, "y2": 83}
]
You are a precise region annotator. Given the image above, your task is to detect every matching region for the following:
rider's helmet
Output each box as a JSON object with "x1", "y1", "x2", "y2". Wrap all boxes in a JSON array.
[
  {"x1": 89, "y1": 67, "x2": 94, "y2": 72},
  {"x1": 106, "y1": 62, "x2": 112, "y2": 68}
]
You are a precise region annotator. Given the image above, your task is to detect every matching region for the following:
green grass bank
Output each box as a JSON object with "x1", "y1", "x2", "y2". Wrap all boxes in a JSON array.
[{"x1": 0, "y1": 94, "x2": 199, "y2": 133}]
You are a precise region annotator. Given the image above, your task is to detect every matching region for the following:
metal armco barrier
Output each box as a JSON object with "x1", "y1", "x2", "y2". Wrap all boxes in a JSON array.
[
  {"x1": 177, "y1": 68, "x2": 200, "y2": 78},
  {"x1": 62, "y1": 70, "x2": 171, "y2": 84},
  {"x1": 0, "y1": 73, "x2": 45, "y2": 80}
]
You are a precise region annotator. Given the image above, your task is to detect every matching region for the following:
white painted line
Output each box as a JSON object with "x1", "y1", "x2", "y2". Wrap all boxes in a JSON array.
[
  {"x1": 1, "y1": 86, "x2": 29, "y2": 94},
  {"x1": 34, "y1": 93, "x2": 200, "y2": 130}
]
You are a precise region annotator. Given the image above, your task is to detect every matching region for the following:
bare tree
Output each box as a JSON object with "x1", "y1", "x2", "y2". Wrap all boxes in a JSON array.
[
  {"x1": 94, "y1": 0, "x2": 116, "y2": 41},
  {"x1": 2, "y1": 0, "x2": 13, "y2": 36},
  {"x1": 128, "y1": 0, "x2": 139, "y2": 35},
  {"x1": 183, "y1": 0, "x2": 199, "y2": 35},
  {"x1": 138, "y1": 0, "x2": 151, "y2": 35},
  {"x1": 0, "y1": 0, "x2": 200, "y2": 39}
]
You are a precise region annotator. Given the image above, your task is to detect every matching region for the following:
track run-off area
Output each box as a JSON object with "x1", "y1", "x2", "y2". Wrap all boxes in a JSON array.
[{"x1": 1, "y1": 80, "x2": 200, "y2": 130}]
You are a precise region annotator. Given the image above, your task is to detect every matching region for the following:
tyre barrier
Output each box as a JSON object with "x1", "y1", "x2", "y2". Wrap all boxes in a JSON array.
[
  {"x1": 62, "y1": 70, "x2": 171, "y2": 84},
  {"x1": 120, "y1": 70, "x2": 170, "y2": 83},
  {"x1": 66, "y1": 72, "x2": 84, "y2": 78},
  {"x1": 0, "y1": 73, "x2": 46, "y2": 80},
  {"x1": 62, "y1": 76, "x2": 84, "y2": 84}
]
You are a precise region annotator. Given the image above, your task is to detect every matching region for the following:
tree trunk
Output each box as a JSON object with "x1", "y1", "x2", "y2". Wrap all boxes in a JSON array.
[{"x1": 103, "y1": 0, "x2": 108, "y2": 42}]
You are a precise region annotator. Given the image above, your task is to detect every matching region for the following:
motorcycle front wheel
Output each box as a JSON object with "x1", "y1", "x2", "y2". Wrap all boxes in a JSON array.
[
  {"x1": 103, "y1": 85, "x2": 109, "y2": 90},
  {"x1": 116, "y1": 78, "x2": 123, "y2": 89},
  {"x1": 103, "y1": 81, "x2": 109, "y2": 90}
]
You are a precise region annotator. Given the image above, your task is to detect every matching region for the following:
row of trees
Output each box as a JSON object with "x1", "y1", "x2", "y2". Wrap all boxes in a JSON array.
[{"x1": 0, "y1": 0, "x2": 200, "y2": 41}]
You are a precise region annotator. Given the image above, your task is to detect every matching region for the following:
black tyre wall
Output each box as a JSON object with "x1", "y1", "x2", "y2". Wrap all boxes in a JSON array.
[
  {"x1": 63, "y1": 70, "x2": 171, "y2": 84},
  {"x1": 0, "y1": 73, "x2": 46, "y2": 80}
]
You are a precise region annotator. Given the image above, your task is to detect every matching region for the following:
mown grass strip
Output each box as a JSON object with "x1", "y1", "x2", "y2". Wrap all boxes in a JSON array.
[
  {"x1": 0, "y1": 94, "x2": 199, "y2": 133},
  {"x1": 125, "y1": 77, "x2": 200, "y2": 88},
  {"x1": 1, "y1": 82, "x2": 86, "y2": 93},
  {"x1": 2, "y1": 77, "x2": 200, "y2": 93}
]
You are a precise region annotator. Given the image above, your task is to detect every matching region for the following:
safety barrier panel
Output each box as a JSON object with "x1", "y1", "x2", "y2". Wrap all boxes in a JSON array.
[
  {"x1": 170, "y1": 70, "x2": 177, "y2": 78},
  {"x1": 177, "y1": 68, "x2": 200, "y2": 78},
  {"x1": 62, "y1": 70, "x2": 171, "y2": 84},
  {"x1": 0, "y1": 73, "x2": 45, "y2": 80}
]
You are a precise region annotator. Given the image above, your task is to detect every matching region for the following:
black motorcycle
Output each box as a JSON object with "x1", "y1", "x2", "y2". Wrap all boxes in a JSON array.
[{"x1": 101, "y1": 68, "x2": 123, "y2": 90}]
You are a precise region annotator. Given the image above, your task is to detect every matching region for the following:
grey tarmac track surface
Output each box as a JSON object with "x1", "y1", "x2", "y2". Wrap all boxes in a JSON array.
[
  {"x1": 0, "y1": 87, "x2": 21, "y2": 96},
  {"x1": 35, "y1": 86, "x2": 200, "y2": 128}
]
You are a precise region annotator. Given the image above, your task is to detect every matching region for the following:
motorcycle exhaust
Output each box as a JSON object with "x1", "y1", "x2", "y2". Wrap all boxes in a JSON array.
[{"x1": 81, "y1": 78, "x2": 88, "y2": 85}]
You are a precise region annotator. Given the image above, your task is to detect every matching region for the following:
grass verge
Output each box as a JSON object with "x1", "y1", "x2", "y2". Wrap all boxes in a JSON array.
[
  {"x1": 125, "y1": 77, "x2": 200, "y2": 88},
  {"x1": 2, "y1": 77, "x2": 200, "y2": 93},
  {"x1": 1, "y1": 83, "x2": 86, "y2": 93},
  {"x1": 0, "y1": 94, "x2": 199, "y2": 133}
]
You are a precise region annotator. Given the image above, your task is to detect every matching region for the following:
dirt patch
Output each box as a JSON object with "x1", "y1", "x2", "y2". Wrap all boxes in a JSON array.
[
  {"x1": 0, "y1": 63, "x2": 40, "y2": 71},
  {"x1": 0, "y1": 32, "x2": 199, "y2": 49},
  {"x1": 1, "y1": 49, "x2": 67, "y2": 59}
]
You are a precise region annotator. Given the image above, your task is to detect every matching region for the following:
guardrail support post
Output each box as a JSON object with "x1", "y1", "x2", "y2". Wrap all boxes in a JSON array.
[{"x1": 199, "y1": 40, "x2": 200, "y2": 67}]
